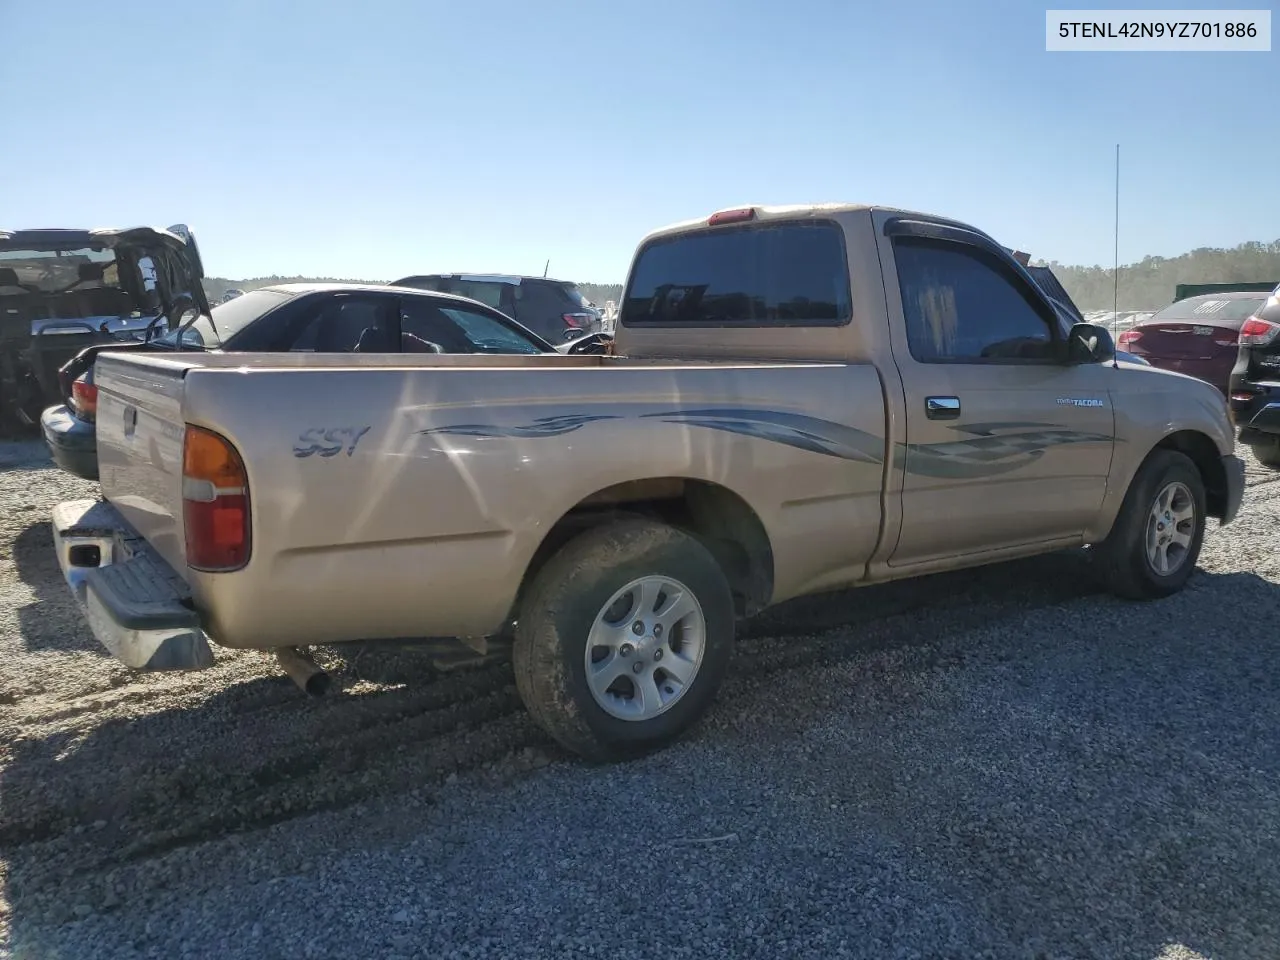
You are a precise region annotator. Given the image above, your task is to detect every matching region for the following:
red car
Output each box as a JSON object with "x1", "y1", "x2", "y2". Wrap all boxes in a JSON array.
[{"x1": 1117, "y1": 291, "x2": 1270, "y2": 394}]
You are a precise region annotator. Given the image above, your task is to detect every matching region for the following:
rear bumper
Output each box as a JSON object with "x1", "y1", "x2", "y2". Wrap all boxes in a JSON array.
[
  {"x1": 51, "y1": 498, "x2": 213, "y2": 671},
  {"x1": 1220, "y1": 454, "x2": 1245, "y2": 526},
  {"x1": 40, "y1": 404, "x2": 100, "y2": 480}
]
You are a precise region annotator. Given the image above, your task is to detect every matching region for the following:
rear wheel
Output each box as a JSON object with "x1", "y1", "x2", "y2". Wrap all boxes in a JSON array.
[
  {"x1": 1246, "y1": 438, "x2": 1280, "y2": 469},
  {"x1": 513, "y1": 518, "x2": 735, "y2": 762},
  {"x1": 1092, "y1": 450, "x2": 1206, "y2": 600}
]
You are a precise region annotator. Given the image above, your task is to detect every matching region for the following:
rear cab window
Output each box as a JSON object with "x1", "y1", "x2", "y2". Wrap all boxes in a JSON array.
[{"x1": 620, "y1": 220, "x2": 852, "y2": 327}]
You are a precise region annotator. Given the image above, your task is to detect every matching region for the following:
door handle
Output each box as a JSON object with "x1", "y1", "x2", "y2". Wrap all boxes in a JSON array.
[{"x1": 925, "y1": 396, "x2": 960, "y2": 420}]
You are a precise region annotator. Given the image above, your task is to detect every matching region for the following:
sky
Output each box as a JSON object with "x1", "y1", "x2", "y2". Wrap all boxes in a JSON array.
[{"x1": 1, "y1": 0, "x2": 1276, "y2": 282}]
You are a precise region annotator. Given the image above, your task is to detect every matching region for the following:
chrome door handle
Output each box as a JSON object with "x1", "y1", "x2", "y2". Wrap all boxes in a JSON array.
[{"x1": 925, "y1": 396, "x2": 960, "y2": 420}]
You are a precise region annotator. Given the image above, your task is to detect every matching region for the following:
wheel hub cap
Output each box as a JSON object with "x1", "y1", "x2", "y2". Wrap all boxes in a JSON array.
[
  {"x1": 584, "y1": 575, "x2": 707, "y2": 722},
  {"x1": 1145, "y1": 481, "x2": 1196, "y2": 576}
]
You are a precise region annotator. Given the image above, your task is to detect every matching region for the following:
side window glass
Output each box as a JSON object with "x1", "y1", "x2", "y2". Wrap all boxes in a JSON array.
[
  {"x1": 288, "y1": 296, "x2": 393, "y2": 352},
  {"x1": 400, "y1": 299, "x2": 469, "y2": 352},
  {"x1": 893, "y1": 239, "x2": 1056, "y2": 362}
]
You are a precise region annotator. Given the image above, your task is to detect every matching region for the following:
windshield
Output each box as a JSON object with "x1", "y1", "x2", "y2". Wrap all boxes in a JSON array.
[
  {"x1": 152, "y1": 288, "x2": 294, "y2": 348},
  {"x1": 0, "y1": 246, "x2": 119, "y2": 294},
  {"x1": 1152, "y1": 296, "x2": 1266, "y2": 323}
]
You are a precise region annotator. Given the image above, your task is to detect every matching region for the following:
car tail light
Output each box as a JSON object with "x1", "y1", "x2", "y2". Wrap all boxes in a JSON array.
[
  {"x1": 707, "y1": 207, "x2": 756, "y2": 226},
  {"x1": 562, "y1": 312, "x2": 593, "y2": 329},
  {"x1": 1239, "y1": 316, "x2": 1280, "y2": 347},
  {"x1": 1116, "y1": 329, "x2": 1142, "y2": 347},
  {"x1": 182, "y1": 425, "x2": 250, "y2": 571},
  {"x1": 71, "y1": 379, "x2": 98, "y2": 421}
]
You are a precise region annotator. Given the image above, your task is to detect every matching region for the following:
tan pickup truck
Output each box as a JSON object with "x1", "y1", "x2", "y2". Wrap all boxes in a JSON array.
[{"x1": 51, "y1": 204, "x2": 1245, "y2": 761}]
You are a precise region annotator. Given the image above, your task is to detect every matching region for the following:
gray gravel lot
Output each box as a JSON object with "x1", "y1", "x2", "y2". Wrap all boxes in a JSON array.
[{"x1": 2, "y1": 438, "x2": 1279, "y2": 959}]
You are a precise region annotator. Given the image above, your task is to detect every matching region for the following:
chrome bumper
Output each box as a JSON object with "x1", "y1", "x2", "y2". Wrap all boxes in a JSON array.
[{"x1": 52, "y1": 499, "x2": 214, "y2": 671}]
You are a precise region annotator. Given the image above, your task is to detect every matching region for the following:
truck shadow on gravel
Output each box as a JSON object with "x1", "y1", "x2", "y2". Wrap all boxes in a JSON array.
[
  {"x1": 4, "y1": 553, "x2": 1279, "y2": 957},
  {"x1": 10, "y1": 519, "x2": 107, "y2": 655}
]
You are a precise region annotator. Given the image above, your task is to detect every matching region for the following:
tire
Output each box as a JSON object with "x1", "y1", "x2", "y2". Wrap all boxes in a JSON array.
[
  {"x1": 513, "y1": 518, "x2": 735, "y2": 763},
  {"x1": 1092, "y1": 449, "x2": 1206, "y2": 600},
  {"x1": 1247, "y1": 438, "x2": 1280, "y2": 469}
]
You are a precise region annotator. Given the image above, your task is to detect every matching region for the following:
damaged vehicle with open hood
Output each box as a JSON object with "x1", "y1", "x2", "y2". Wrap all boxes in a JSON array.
[{"x1": 0, "y1": 225, "x2": 208, "y2": 429}]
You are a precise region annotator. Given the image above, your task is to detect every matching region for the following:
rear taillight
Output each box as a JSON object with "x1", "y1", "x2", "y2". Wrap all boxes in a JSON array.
[
  {"x1": 1239, "y1": 316, "x2": 1280, "y2": 347},
  {"x1": 71, "y1": 379, "x2": 98, "y2": 421},
  {"x1": 562, "y1": 312, "x2": 592, "y2": 329},
  {"x1": 182, "y1": 425, "x2": 250, "y2": 571},
  {"x1": 1117, "y1": 330, "x2": 1142, "y2": 346}
]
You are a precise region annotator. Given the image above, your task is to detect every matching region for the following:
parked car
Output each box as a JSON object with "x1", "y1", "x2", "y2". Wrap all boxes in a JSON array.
[
  {"x1": 41, "y1": 282, "x2": 560, "y2": 480},
  {"x1": 389, "y1": 273, "x2": 603, "y2": 342},
  {"x1": 0, "y1": 225, "x2": 207, "y2": 428},
  {"x1": 1227, "y1": 284, "x2": 1280, "y2": 467},
  {"x1": 1116, "y1": 291, "x2": 1270, "y2": 393},
  {"x1": 50, "y1": 203, "x2": 1242, "y2": 764}
]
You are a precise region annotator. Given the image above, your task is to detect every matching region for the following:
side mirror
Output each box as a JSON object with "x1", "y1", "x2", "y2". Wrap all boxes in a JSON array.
[{"x1": 1066, "y1": 322, "x2": 1115, "y2": 364}]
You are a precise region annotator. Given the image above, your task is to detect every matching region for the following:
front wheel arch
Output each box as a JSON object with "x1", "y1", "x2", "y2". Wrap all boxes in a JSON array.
[{"x1": 1152, "y1": 430, "x2": 1227, "y2": 520}]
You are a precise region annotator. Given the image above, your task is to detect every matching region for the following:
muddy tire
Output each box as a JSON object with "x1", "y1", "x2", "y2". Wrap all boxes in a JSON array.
[
  {"x1": 1247, "y1": 438, "x2": 1280, "y2": 469},
  {"x1": 513, "y1": 518, "x2": 735, "y2": 763},
  {"x1": 1092, "y1": 450, "x2": 1206, "y2": 600}
]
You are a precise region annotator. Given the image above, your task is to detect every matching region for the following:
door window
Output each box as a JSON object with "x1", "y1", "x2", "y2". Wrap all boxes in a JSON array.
[
  {"x1": 288, "y1": 295, "x2": 395, "y2": 352},
  {"x1": 893, "y1": 238, "x2": 1058, "y2": 362}
]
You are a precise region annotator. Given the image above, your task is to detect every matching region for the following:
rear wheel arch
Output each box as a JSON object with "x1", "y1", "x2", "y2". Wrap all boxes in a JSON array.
[{"x1": 508, "y1": 478, "x2": 775, "y2": 630}]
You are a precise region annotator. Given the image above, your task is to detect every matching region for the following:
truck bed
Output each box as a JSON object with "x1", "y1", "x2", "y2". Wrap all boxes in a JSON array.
[{"x1": 92, "y1": 350, "x2": 891, "y2": 649}]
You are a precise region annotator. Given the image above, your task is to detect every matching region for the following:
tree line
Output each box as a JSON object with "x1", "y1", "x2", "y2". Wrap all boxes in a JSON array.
[{"x1": 1040, "y1": 240, "x2": 1280, "y2": 310}]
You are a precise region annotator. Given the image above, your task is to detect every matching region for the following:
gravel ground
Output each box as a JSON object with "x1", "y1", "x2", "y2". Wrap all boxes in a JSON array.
[{"x1": 2, "y1": 439, "x2": 1280, "y2": 959}]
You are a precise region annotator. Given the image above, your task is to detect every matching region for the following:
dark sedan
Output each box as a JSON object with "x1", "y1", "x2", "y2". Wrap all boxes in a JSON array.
[{"x1": 42, "y1": 282, "x2": 559, "y2": 480}]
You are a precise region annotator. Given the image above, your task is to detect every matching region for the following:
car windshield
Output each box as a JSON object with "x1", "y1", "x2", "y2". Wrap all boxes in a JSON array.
[
  {"x1": 152, "y1": 288, "x2": 294, "y2": 349},
  {"x1": 1151, "y1": 296, "x2": 1267, "y2": 323},
  {"x1": 0, "y1": 246, "x2": 120, "y2": 294}
]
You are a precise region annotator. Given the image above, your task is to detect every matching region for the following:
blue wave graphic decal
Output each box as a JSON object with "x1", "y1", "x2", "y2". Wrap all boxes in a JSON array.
[
  {"x1": 639, "y1": 408, "x2": 884, "y2": 464},
  {"x1": 418, "y1": 413, "x2": 620, "y2": 440},
  {"x1": 416, "y1": 407, "x2": 1113, "y2": 478}
]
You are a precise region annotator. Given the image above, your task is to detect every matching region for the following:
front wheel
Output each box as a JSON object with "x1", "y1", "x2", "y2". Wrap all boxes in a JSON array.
[
  {"x1": 1092, "y1": 450, "x2": 1206, "y2": 600},
  {"x1": 513, "y1": 518, "x2": 735, "y2": 762}
]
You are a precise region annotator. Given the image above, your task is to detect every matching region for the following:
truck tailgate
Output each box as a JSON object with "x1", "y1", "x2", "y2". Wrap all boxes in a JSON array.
[{"x1": 93, "y1": 352, "x2": 201, "y2": 576}]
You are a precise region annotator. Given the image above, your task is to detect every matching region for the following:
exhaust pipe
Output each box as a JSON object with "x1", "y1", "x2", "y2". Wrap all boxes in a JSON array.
[{"x1": 276, "y1": 646, "x2": 330, "y2": 697}]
